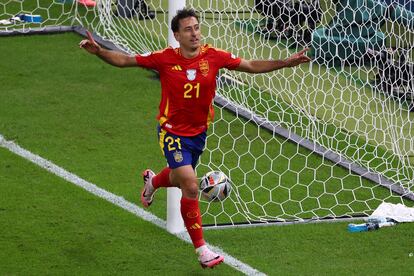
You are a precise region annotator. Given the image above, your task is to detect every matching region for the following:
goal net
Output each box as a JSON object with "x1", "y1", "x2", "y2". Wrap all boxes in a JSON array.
[
  {"x1": 0, "y1": 0, "x2": 75, "y2": 33},
  {"x1": 3, "y1": 0, "x2": 414, "y2": 226}
]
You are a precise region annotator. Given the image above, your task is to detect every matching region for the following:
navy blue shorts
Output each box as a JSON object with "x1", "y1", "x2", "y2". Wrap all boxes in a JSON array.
[{"x1": 158, "y1": 126, "x2": 207, "y2": 169}]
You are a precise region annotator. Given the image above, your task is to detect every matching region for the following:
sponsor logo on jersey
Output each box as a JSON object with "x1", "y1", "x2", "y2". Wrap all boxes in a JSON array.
[
  {"x1": 171, "y1": 65, "x2": 182, "y2": 71},
  {"x1": 199, "y1": 59, "x2": 209, "y2": 77},
  {"x1": 173, "y1": 151, "x2": 183, "y2": 163},
  {"x1": 231, "y1": 53, "x2": 236, "y2": 59},
  {"x1": 186, "y1": 69, "x2": 197, "y2": 81}
]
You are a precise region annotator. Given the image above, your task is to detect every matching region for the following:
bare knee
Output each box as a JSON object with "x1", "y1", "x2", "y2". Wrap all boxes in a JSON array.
[
  {"x1": 181, "y1": 179, "x2": 199, "y2": 199},
  {"x1": 171, "y1": 165, "x2": 199, "y2": 199}
]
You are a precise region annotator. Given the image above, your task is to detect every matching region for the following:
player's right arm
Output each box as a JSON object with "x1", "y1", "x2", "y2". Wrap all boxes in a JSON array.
[{"x1": 79, "y1": 31, "x2": 137, "y2": 68}]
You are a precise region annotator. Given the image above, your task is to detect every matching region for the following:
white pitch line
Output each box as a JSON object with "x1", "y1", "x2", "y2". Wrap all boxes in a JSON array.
[{"x1": 0, "y1": 134, "x2": 266, "y2": 276}]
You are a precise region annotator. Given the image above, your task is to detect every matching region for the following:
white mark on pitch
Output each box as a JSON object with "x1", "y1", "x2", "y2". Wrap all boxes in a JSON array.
[{"x1": 0, "y1": 134, "x2": 266, "y2": 276}]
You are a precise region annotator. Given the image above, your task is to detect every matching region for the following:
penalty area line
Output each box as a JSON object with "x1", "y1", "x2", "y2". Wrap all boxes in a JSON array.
[{"x1": 0, "y1": 134, "x2": 266, "y2": 276}]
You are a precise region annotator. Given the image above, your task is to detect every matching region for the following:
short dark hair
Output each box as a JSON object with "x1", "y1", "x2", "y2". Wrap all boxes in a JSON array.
[{"x1": 171, "y1": 8, "x2": 199, "y2": 33}]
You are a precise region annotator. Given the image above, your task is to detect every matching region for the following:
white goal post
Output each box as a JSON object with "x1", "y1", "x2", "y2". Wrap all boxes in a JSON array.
[
  {"x1": 166, "y1": 0, "x2": 186, "y2": 234},
  {"x1": 2, "y1": 0, "x2": 414, "y2": 229}
]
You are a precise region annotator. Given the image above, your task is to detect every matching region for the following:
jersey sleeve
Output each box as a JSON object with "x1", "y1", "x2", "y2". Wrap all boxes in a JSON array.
[
  {"x1": 135, "y1": 51, "x2": 161, "y2": 70},
  {"x1": 213, "y1": 48, "x2": 242, "y2": 70}
]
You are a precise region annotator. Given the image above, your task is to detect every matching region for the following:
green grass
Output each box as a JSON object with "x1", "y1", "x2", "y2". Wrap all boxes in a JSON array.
[
  {"x1": 1, "y1": 30, "x2": 414, "y2": 276},
  {"x1": 217, "y1": 83, "x2": 414, "y2": 185},
  {"x1": 2, "y1": 0, "x2": 414, "y2": 219},
  {"x1": 13, "y1": 0, "x2": 412, "y2": 168},
  {"x1": 0, "y1": 32, "x2": 168, "y2": 221},
  {"x1": 3, "y1": 146, "x2": 414, "y2": 276},
  {"x1": 0, "y1": 30, "x2": 411, "y2": 224},
  {"x1": 74, "y1": 0, "x2": 414, "y2": 192},
  {"x1": 198, "y1": 99, "x2": 412, "y2": 223},
  {"x1": 0, "y1": 148, "x2": 238, "y2": 275}
]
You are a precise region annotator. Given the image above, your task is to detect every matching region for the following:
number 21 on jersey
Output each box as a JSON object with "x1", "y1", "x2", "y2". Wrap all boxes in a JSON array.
[{"x1": 184, "y1": 82, "x2": 200, "y2": 99}]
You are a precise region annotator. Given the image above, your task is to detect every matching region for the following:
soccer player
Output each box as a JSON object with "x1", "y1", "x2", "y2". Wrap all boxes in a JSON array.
[{"x1": 79, "y1": 8, "x2": 310, "y2": 269}]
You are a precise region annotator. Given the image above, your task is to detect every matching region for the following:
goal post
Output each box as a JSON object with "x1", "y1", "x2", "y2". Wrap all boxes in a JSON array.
[
  {"x1": 2, "y1": 0, "x2": 414, "y2": 228},
  {"x1": 166, "y1": 0, "x2": 186, "y2": 234}
]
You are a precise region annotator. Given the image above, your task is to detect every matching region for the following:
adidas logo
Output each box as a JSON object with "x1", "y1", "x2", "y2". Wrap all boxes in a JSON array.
[
  {"x1": 171, "y1": 65, "x2": 182, "y2": 71},
  {"x1": 190, "y1": 223, "x2": 201, "y2": 230}
]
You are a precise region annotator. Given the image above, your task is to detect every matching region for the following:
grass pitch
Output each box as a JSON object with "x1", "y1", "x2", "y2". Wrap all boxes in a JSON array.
[{"x1": 1, "y1": 32, "x2": 414, "y2": 275}]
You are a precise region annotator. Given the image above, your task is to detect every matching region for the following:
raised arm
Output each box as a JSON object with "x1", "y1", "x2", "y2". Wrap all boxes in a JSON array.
[
  {"x1": 79, "y1": 31, "x2": 137, "y2": 68},
  {"x1": 235, "y1": 48, "x2": 311, "y2": 73}
]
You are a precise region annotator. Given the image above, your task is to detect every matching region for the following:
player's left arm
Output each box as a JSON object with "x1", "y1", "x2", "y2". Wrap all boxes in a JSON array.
[{"x1": 235, "y1": 48, "x2": 311, "y2": 73}]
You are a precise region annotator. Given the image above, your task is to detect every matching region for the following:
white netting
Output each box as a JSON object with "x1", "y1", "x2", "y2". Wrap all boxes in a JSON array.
[
  {"x1": 0, "y1": 0, "x2": 76, "y2": 32},
  {"x1": 3, "y1": 0, "x2": 414, "y2": 225}
]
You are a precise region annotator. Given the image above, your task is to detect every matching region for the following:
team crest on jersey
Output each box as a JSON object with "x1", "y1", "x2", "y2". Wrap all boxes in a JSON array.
[
  {"x1": 173, "y1": 151, "x2": 183, "y2": 163},
  {"x1": 199, "y1": 60, "x2": 209, "y2": 77},
  {"x1": 186, "y1": 69, "x2": 197, "y2": 81}
]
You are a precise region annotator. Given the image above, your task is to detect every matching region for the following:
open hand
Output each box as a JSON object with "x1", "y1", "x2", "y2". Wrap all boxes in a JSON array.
[
  {"x1": 79, "y1": 30, "x2": 101, "y2": 55},
  {"x1": 285, "y1": 48, "x2": 311, "y2": 67}
]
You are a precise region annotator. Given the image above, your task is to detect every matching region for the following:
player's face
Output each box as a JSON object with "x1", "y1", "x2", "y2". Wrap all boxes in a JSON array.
[{"x1": 175, "y1": 16, "x2": 201, "y2": 51}]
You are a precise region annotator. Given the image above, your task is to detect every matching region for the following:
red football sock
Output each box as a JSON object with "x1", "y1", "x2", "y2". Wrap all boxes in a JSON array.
[
  {"x1": 180, "y1": 197, "x2": 205, "y2": 249},
  {"x1": 152, "y1": 167, "x2": 172, "y2": 189}
]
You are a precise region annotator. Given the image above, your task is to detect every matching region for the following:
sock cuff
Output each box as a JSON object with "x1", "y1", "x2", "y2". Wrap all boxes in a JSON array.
[
  {"x1": 152, "y1": 167, "x2": 172, "y2": 189},
  {"x1": 195, "y1": 244, "x2": 207, "y2": 254}
]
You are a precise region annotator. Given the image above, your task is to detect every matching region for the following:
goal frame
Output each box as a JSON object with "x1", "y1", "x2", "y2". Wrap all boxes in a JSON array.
[{"x1": 1, "y1": 0, "x2": 414, "y2": 231}]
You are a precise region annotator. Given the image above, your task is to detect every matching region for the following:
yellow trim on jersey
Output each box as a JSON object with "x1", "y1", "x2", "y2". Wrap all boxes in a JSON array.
[
  {"x1": 158, "y1": 99, "x2": 169, "y2": 127},
  {"x1": 158, "y1": 128, "x2": 167, "y2": 156},
  {"x1": 176, "y1": 44, "x2": 211, "y2": 57},
  {"x1": 153, "y1": 48, "x2": 168, "y2": 55},
  {"x1": 206, "y1": 103, "x2": 214, "y2": 128},
  {"x1": 214, "y1": 47, "x2": 229, "y2": 54}
]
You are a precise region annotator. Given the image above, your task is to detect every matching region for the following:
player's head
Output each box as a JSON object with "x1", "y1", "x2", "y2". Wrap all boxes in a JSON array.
[{"x1": 171, "y1": 8, "x2": 201, "y2": 51}]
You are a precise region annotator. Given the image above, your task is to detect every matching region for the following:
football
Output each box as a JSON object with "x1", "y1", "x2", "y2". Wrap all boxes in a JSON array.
[{"x1": 199, "y1": 171, "x2": 232, "y2": 202}]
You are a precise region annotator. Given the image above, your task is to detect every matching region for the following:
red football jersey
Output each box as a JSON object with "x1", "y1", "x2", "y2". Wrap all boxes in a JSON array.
[{"x1": 135, "y1": 45, "x2": 241, "y2": 136}]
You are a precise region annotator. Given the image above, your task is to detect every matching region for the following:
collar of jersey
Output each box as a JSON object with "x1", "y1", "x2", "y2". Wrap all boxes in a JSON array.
[{"x1": 173, "y1": 44, "x2": 210, "y2": 60}]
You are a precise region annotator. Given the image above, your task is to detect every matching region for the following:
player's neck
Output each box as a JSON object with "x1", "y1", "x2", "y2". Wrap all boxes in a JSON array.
[{"x1": 179, "y1": 46, "x2": 200, "y2": 59}]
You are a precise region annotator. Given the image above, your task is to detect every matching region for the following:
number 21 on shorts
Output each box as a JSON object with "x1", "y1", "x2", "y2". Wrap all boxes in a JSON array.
[{"x1": 165, "y1": 136, "x2": 182, "y2": 151}]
